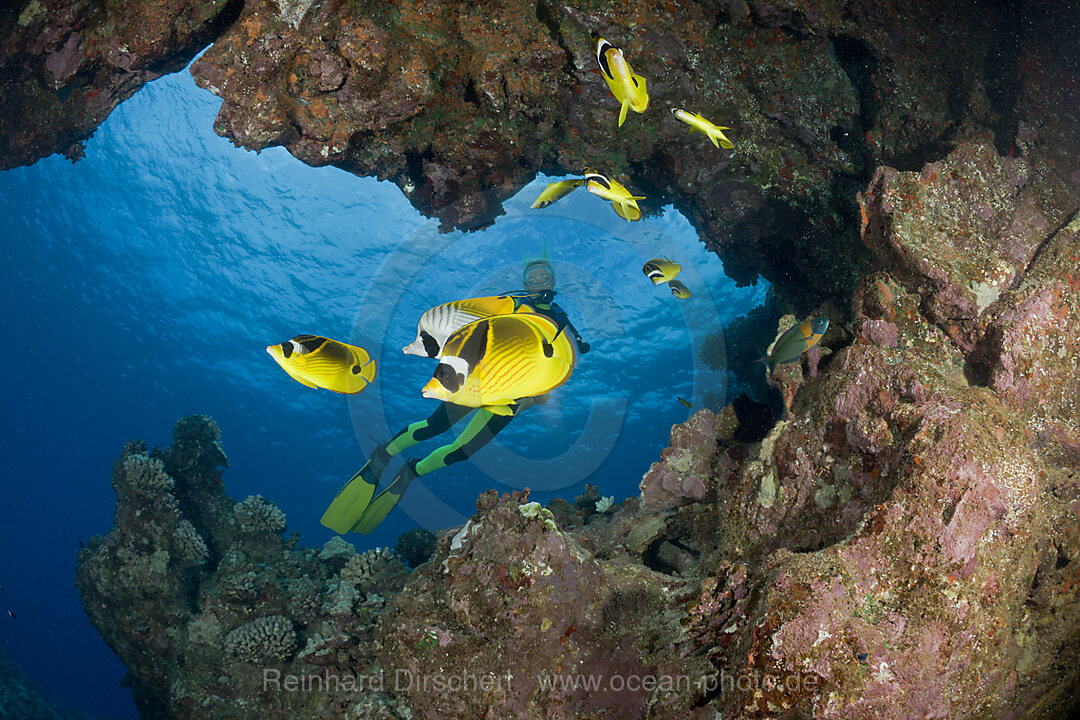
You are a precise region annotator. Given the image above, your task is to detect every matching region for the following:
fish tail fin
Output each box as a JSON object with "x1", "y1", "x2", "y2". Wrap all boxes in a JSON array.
[
  {"x1": 634, "y1": 74, "x2": 648, "y2": 96},
  {"x1": 618, "y1": 101, "x2": 629, "y2": 127},
  {"x1": 360, "y1": 357, "x2": 377, "y2": 384}
]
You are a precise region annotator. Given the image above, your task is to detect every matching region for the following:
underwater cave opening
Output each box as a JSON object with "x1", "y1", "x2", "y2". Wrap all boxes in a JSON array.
[{"x1": 0, "y1": 60, "x2": 773, "y2": 719}]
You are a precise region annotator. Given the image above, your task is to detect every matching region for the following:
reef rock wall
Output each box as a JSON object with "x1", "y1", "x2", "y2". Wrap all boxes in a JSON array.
[{"x1": 0, "y1": 0, "x2": 242, "y2": 168}]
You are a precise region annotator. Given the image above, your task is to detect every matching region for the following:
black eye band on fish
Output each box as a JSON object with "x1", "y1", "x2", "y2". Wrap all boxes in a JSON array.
[
  {"x1": 588, "y1": 174, "x2": 611, "y2": 190},
  {"x1": 280, "y1": 342, "x2": 293, "y2": 359},
  {"x1": 434, "y1": 363, "x2": 461, "y2": 392},
  {"x1": 596, "y1": 41, "x2": 614, "y2": 78},
  {"x1": 420, "y1": 331, "x2": 439, "y2": 358}
]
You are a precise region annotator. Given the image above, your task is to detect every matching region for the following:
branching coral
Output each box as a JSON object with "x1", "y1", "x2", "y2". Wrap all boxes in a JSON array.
[
  {"x1": 172, "y1": 519, "x2": 209, "y2": 566},
  {"x1": 224, "y1": 615, "x2": 297, "y2": 663},
  {"x1": 233, "y1": 494, "x2": 286, "y2": 534},
  {"x1": 317, "y1": 536, "x2": 356, "y2": 564},
  {"x1": 340, "y1": 547, "x2": 404, "y2": 586},
  {"x1": 122, "y1": 453, "x2": 174, "y2": 494}
]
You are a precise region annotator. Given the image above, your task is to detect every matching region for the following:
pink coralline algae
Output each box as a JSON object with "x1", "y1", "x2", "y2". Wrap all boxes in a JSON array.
[
  {"x1": 44, "y1": 33, "x2": 81, "y2": 82},
  {"x1": 640, "y1": 409, "x2": 721, "y2": 510}
]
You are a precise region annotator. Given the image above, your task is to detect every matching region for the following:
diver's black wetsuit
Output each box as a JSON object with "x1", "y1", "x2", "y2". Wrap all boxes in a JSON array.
[{"x1": 509, "y1": 289, "x2": 591, "y2": 354}]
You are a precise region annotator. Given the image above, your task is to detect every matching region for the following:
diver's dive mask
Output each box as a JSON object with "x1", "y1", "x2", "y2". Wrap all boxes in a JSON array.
[{"x1": 522, "y1": 260, "x2": 555, "y2": 294}]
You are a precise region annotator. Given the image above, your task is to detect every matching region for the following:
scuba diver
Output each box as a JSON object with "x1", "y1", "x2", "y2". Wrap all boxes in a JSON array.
[{"x1": 321, "y1": 255, "x2": 589, "y2": 535}]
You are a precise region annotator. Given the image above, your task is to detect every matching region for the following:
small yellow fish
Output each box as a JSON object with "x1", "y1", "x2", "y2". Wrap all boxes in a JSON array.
[
  {"x1": 531, "y1": 178, "x2": 585, "y2": 209},
  {"x1": 677, "y1": 396, "x2": 692, "y2": 408},
  {"x1": 593, "y1": 35, "x2": 649, "y2": 127},
  {"x1": 584, "y1": 169, "x2": 645, "y2": 222},
  {"x1": 267, "y1": 335, "x2": 377, "y2": 394},
  {"x1": 642, "y1": 257, "x2": 681, "y2": 285},
  {"x1": 670, "y1": 108, "x2": 735, "y2": 149},
  {"x1": 668, "y1": 279, "x2": 692, "y2": 299}
]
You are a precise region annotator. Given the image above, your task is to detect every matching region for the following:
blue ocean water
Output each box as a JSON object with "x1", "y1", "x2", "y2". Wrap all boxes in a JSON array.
[{"x1": 0, "y1": 63, "x2": 765, "y2": 718}]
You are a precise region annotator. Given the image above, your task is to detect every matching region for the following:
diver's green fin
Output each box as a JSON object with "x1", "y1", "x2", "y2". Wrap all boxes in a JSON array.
[
  {"x1": 351, "y1": 462, "x2": 418, "y2": 534},
  {"x1": 321, "y1": 471, "x2": 377, "y2": 534},
  {"x1": 321, "y1": 449, "x2": 388, "y2": 534}
]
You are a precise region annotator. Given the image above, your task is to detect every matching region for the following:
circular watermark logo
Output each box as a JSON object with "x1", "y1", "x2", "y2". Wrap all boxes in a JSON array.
[{"x1": 347, "y1": 182, "x2": 729, "y2": 531}]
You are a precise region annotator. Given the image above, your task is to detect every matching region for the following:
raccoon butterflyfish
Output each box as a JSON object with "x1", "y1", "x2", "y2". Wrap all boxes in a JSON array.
[
  {"x1": 266, "y1": 335, "x2": 376, "y2": 394},
  {"x1": 404, "y1": 295, "x2": 537, "y2": 358},
  {"x1": 531, "y1": 178, "x2": 585, "y2": 209},
  {"x1": 668, "y1": 279, "x2": 692, "y2": 299},
  {"x1": 421, "y1": 313, "x2": 576, "y2": 415},
  {"x1": 642, "y1": 257, "x2": 681, "y2": 285},
  {"x1": 670, "y1": 108, "x2": 735, "y2": 149},
  {"x1": 593, "y1": 35, "x2": 649, "y2": 127},
  {"x1": 762, "y1": 318, "x2": 829, "y2": 371},
  {"x1": 584, "y1": 169, "x2": 645, "y2": 222}
]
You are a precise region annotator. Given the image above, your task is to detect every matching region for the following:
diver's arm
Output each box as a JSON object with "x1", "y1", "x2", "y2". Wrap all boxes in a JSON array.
[
  {"x1": 547, "y1": 303, "x2": 590, "y2": 354},
  {"x1": 567, "y1": 320, "x2": 590, "y2": 354}
]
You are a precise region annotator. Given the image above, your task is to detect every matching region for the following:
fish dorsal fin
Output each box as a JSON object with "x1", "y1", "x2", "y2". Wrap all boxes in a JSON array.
[{"x1": 297, "y1": 336, "x2": 327, "y2": 355}]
